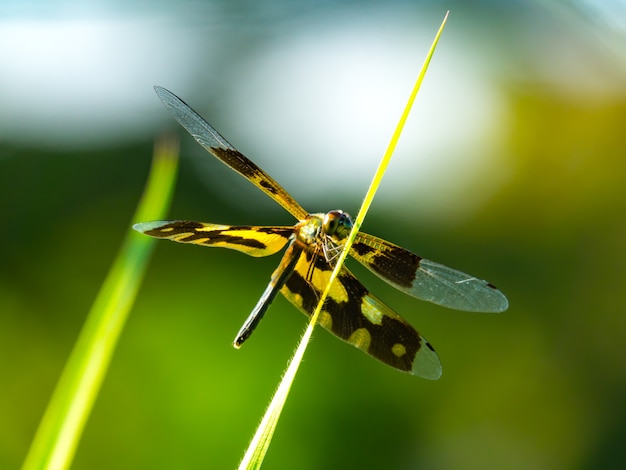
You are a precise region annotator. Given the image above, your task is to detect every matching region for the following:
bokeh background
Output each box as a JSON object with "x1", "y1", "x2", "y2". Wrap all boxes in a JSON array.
[{"x1": 2, "y1": 1, "x2": 625, "y2": 469}]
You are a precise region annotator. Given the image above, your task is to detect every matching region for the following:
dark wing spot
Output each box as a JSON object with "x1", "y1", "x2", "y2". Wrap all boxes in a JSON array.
[
  {"x1": 211, "y1": 147, "x2": 264, "y2": 182},
  {"x1": 260, "y1": 179, "x2": 279, "y2": 194},
  {"x1": 369, "y1": 246, "x2": 422, "y2": 289},
  {"x1": 284, "y1": 270, "x2": 319, "y2": 313},
  {"x1": 187, "y1": 232, "x2": 267, "y2": 249},
  {"x1": 350, "y1": 242, "x2": 376, "y2": 257},
  {"x1": 144, "y1": 221, "x2": 203, "y2": 237},
  {"x1": 211, "y1": 148, "x2": 279, "y2": 195},
  {"x1": 148, "y1": 222, "x2": 289, "y2": 250},
  {"x1": 325, "y1": 273, "x2": 421, "y2": 372},
  {"x1": 256, "y1": 227, "x2": 290, "y2": 235},
  {"x1": 283, "y1": 268, "x2": 422, "y2": 372}
]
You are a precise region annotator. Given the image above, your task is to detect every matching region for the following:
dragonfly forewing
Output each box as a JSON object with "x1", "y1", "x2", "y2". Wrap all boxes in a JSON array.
[
  {"x1": 154, "y1": 86, "x2": 308, "y2": 221},
  {"x1": 351, "y1": 232, "x2": 508, "y2": 312}
]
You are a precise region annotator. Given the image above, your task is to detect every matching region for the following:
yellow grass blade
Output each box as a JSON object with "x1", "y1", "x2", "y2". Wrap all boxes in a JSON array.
[{"x1": 238, "y1": 11, "x2": 449, "y2": 470}]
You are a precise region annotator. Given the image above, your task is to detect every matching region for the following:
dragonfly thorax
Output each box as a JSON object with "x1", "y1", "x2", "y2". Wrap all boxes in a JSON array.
[{"x1": 294, "y1": 210, "x2": 353, "y2": 263}]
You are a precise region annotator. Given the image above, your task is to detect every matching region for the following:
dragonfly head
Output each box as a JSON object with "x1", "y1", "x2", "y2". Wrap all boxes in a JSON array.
[{"x1": 323, "y1": 210, "x2": 353, "y2": 242}]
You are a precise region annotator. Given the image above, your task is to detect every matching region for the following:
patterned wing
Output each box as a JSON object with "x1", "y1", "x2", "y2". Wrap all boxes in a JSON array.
[
  {"x1": 351, "y1": 233, "x2": 509, "y2": 312},
  {"x1": 279, "y1": 250, "x2": 441, "y2": 379},
  {"x1": 133, "y1": 221, "x2": 293, "y2": 257},
  {"x1": 154, "y1": 86, "x2": 308, "y2": 221}
]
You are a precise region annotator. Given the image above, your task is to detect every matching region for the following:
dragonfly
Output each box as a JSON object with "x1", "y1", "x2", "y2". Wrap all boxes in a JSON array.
[{"x1": 134, "y1": 86, "x2": 508, "y2": 380}]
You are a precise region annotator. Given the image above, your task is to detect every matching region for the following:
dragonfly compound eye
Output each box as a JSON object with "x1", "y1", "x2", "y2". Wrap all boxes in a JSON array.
[{"x1": 323, "y1": 210, "x2": 353, "y2": 240}]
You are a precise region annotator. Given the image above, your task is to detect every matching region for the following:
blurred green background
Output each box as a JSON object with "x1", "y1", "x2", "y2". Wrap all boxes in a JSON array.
[{"x1": 2, "y1": 1, "x2": 625, "y2": 469}]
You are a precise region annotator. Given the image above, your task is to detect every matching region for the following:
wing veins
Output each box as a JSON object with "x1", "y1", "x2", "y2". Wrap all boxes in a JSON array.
[
  {"x1": 133, "y1": 221, "x2": 293, "y2": 257},
  {"x1": 279, "y1": 249, "x2": 441, "y2": 378},
  {"x1": 351, "y1": 232, "x2": 508, "y2": 312},
  {"x1": 154, "y1": 86, "x2": 308, "y2": 221}
]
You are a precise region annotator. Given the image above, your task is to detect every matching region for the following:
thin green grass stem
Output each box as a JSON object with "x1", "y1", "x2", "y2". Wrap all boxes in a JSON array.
[{"x1": 22, "y1": 137, "x2": 180, "y2": 470}]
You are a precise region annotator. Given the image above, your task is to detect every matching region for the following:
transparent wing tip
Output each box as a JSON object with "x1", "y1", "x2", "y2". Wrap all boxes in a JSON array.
[
  {"x1": 132, "y1": 221, "x2": 170, "y2": 233},
  {"x1": 484, "y1": 286, "x2": 509, "y2": 313},
  {"x1": 153, "y1": 85, "x2": 169, "y2": 98},
  {"x1": 411, "y1": 340, "x2": 442, "y2": 380}
]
